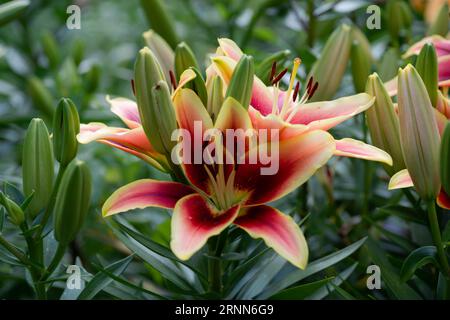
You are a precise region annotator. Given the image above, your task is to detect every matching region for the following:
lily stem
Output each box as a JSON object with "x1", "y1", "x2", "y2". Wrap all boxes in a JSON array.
[{"x1": 426, "y1": 200, "x2": 450, "y2": 276}]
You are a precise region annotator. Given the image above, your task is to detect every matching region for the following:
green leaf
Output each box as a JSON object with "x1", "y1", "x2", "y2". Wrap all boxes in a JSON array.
[
  {"x1": 0, "y1": 0, "x2": 29, "y2": 27},
  {"x1": 258, "y1": 237, "x2": 367, "y2": 299},
  {"x1": 365, "y1": 237, "x2": 422, "y2": 299},
  {"x1": 78, "y1": 255, "x2": 133, "y2": 300},
  {"x1": 270, "y1": 277, "x2": 335, "y2": 300},
  {"x1": 307, "y1": 263, "x2": 358, "y2": 300},
  {"x1": 400, "y1": 246, "x2": 439, "y2": 282}
]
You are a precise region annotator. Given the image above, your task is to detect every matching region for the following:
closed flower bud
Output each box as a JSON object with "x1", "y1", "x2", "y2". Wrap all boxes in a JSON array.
[
  {"x1": 54, "y1": 160, "x2": 91, "y2": 245},
  {"x1": 386, "y1": 0, "x2": 413, "y2": 41},
  {"x1": 27, "y1": 76, "x2": 55, "y2": 120},
  {"x1": 53, "y1": 98, "x2": 80, "y2": 166},
  {"x1": 225, "y1": 54, "x2": 254, "y2": 109},
  {"x1": 134, "y1": 47, "x2": 166, "y2": 153},
  {"x1": 174, "y1": 42, "x2": 199, "y2": 80},
  {"x1": 188, "y1": 67, "x2": 208, "y2": 107},
  {"x1": 441, "y1": 122, "x2": 450, "y2": 195},
  {"x1": 22, "y1": 118, "x2": 54, "y2": 218},
  {"x1": 206, "y1": 75, "x2": 224, "y2": 121},
  {"x1": 151, "y1": 81, "x2": 178, "y2": 154},
  {"x1": 427, "y1": 2, "x2": 449, "y2": 37},
  {"x1": 351, "y1": 40, "x2": 372, "y2": 93},
  {"x1": 415, "y1": 43, "x2": 438, "y2": 106},
  {"x1": 366, "y1": 73, "x2": 405, "y2": 175},
  {"x1": 143, "y1": 29, "x2": 174, "y2": 84},
  {"x1": 0, "y1": 193, "x2": 24, "y2": 226},
  {"x1": 397, "y1": 64, "x2": 441, "y2": 200},
  {"x1": 308, "y1": 24, "x2": 351, "y2": 101}
]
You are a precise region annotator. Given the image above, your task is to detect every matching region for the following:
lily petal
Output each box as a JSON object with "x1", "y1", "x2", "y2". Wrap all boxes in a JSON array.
[
  {"x1": 334, "y1": 138, "x2": 393, "y2": 165},
  {"x1": 77, "y1": 123, "x2": 166, "y2": 170},
  {"x1": 435, "y1": 108, "x2": 449, "y2": 136},
  {"x1": 403, "y1": 36, "x2": 450, "y2": 58},
  {"x1": 236, "y1": 130, "x2": 335, "y2": 205},
  {"x1": 437, "y1": 189, "x2": 450, "y2": 210},
  {"x1": 438, "y1": 55, "x2": 450, "y2": 84},
  {"x1": 172, "y1": 68, "x2": 197, "y2": 97},
  {"x1": 106, "y1": 96, "x2": 141, "y2": 129},
  {"x1": 102, "y1": 179, "x2": 195, "y2": 217},
  {"x1": 211, "y1": 55, "x2": 273, "y2": 114},
  {"x1": 388, "y1": 169, "x2": 414, "y2": 190},
  {"x1": 288, "y1": 94, "x2": 374, "y2": 131},
  {"x1": 218, "y1": 38, "x2": 243, "y2": 61},
  {"x1": 171, "y1": 194, "x2": 239, "y2": 260},
  {"x1": 235, "y1": 205, "x2": 308, "y2": 269}
]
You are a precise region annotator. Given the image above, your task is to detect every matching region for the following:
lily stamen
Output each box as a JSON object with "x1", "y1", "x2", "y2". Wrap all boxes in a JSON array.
[
  {"x1": 279, "y1": 58, "x2": 301, "y2": 118},
  {"x1": 169, "y1": 70, "x2": 178, "y2": 90}
]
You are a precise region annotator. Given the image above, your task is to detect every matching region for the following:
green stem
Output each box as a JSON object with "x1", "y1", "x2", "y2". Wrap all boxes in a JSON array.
[
  {"x1": 307, "y1": 0, "x2": 316, "y2": 47},
  {"x1": 426, "y1": 201, "x2": 450, "y2": 276},
  {"x1": 41, "y1": 243, "x2": 66, "y2": 281}
]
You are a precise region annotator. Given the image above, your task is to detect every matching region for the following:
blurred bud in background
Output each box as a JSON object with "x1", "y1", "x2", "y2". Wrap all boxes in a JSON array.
[
  {"x1": 441, "y1": 122, "x2": 450, "y2": 196},
  {"x1": 386, "y1": 0, "x2": 413, "y2": 43},
  {"x1": 427, "y1": 2, "x2": 449, "y2": 36},
  {"x1": 40, "y1": 31, "x2": 60, "y2": 70},
  {"x1": 53, "y1": 160, "x2": 91, "y2": 245},
  {"x1": 377, "y1": 48, "x2": 399, "y2": 81},
  {"x1": 415, "y1": 43, "x2": 438, "y2": 106},
  {"x1": 307, "y1": 24, "x2": 351, "y2": 101},
  {"x1": 53, "y1": 98, "x2": 80, "y2": 167},
  {"x1": 27, "y1": 76, "x2": 55, "y2": 121},
  {"x1": 351, "y1": 40, "x2": 372, "y2": 93},
  {"x1": 22, "y1": 118, "x2": 54, "y2": 218}
]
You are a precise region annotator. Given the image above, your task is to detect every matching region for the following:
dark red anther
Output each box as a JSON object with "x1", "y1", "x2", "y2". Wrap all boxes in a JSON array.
[
  {"x1": 269, "y1": 61, "x2": 277, "y2": 83},
  {"x1": 131, "y1": 79, "x2": 136, "y2": 96},
  {"x1": 271, "y1": 68, "x2": 288, "y2": 85},
  {"x1": 306, "y1": 76, "x2": 313, "y2": 93},
  {"x1": 309, "y1": 81, "x2": 319, "y2": 99},
  {"x1": 292, "y1": 81, "x2": 300, "y2": 102},
  {"x1": 169, "y1": 70, "x2": 178, "y2": 90}
]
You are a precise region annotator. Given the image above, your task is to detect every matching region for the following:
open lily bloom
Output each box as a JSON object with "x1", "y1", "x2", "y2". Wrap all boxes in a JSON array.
[
  {"x1": 210, "y1": 38, "x2": 392, "y2": 165},
  {"x1": 389, "y1": 91, "x2": 450, "y2": 209},
  {"x1": 385, "y1": 36, "x2": 450, "y2": 95}
]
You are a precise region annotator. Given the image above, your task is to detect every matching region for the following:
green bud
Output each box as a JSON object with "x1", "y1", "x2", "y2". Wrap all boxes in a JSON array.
[
  {"x1": 0, "y1": 0, "x2": 29, "y2": 27},
  {"x1": 54, "y1": 160, "x2": 91, "y2": 245},
  {"x1": 22, "y1": 118, "x2": 54, "y2": 218},
  {"x1": 377, "y1": 48, "x2": 399, "y2": 81},
  {"x1": 207, "y1": 76, "x2": 224, "y2": 121},
  {"x1": 0, "y1": 192, "x2": 24, "y2": 226},
  {"x1": 415, "y1": 43, "x2": 438, "y2": 106},
  {"x1": 41, "y1": 31, "x2": 60, "y2": 69},
  {"x1": 256, "y1": 49, "x2": 290, "y2": 84},
  {"x1": 386, "y1": 0, "x2": 413, "y2": 41},
  {"x1": 71, "y1": 38, "x2": 85, "y2": 66},
  {"x1": 397, "y1": 64, "x2": 441, "y2": 200},
  {"x1": 351, "y1": 26, "x2": 373, "y2": 62},
  {"x1": 188, "y1": 67, "x2": 208, "y2": 107},
  {"x1": 56, "y1": 58, "x2": 80, "y2": 96},
  {"x1": 143, "y1": 29, "x2": 175, "y2": 84},
  {"x1": 151, "y1": 81, "x2": 178, "y2": 154},
  {"x1": 427, "y1": 2, "x2": 449, "y2": 37},
  {"x1": 225, "y1": 54, "x2": 254, "y2": 109},
  {"x1": 53, "y1": 98, "x2": 80, "y2": 166},
  {"x1": 440, "y1": 122, "x2": 450, "y2": 196},
  {"x1": 140, "y1": 0, "x2": 179, "y2": 48},
  {"x1": 308, "y1": 24, "x2": 351, "y2": 101},
  {"x1": 351, "y1": 40, "x2": 372, "y2": 93},
  {"x1": 27, "y1": 76, "x2": 55, "y2": 120},
  {"x1": 174, "y1": 42, "x2": 199, "y2": 80},
  {"x1": 365, "y1": 73, "x2": 405, "y2": 175},
  {"x1": 134, "y1": 47, "x2": 166, "y2": 154}
]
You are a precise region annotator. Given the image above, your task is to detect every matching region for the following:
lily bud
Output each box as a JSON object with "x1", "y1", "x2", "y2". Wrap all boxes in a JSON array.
[
  {"x1": 256, "y1": 49, "x2": 290, "y2": 83},
  {"x1": 427, "y1": 2, "x2": 449, "y2": 37},
  {"x1": 53, "y1": 98, "x2": 80, "y2": 166},
  {"x1": 378, "y1": 48, "x2": 399, "y2": 81},
  {"x1": 365, "y1": 73, "x2": 405, "y2": 175},
  {"x1": 27, "y1": 76, "x2": 55, "y2": 120},
  {"x1": 54, "y1": 160, "x2": 91, "y2": 245},
  {"x1": 207, "y1": 76, "x2": 224, "y2": 121},
  {"x1": 415, "y1": 43, "x2": 438, "y2": 106},
  {"x1": 351, "y1": 40, "x2": 372, "y2": 93},
  {"x1": 188, "y1": 67, "x2": 208, "y2": 107},
  {"x1": 134, "y1": 47, "x2": 166, "y2": 152},
  {"x1": 22, "y1": 118, "x2": 54, "y2": 218},
  {"x1": 143, "y1": 29, "x2": 175, "y2": 83},
  {"x1": 386, "y1": 0, "x2": 413, "y2": 41},
  {"x1": 41, "y1": 31, "x2": 60, "y2": 69},
  {"x1": 308, "y1": 24, "x2": 351, "y2": 101},
  {"x1": 397, "y1": 64, "x2": 441, "y2": 200},
  {"x1": 151, "y1": 81, "x2": 178, "y2": 154},
  {"x1": 225, "y1": 54, "x2": 254, "y2": 109},
  {"x1": 174, "y1": 42, "x2": 199, "y2": 80},
  {"x1": 441, "y1": 122, "x2": 450, "y2": 195},
  {"x1": 0, "y1": 192, "x2": 24, "y2": 226}
]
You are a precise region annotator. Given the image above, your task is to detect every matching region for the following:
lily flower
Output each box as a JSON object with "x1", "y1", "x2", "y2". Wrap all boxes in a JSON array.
[
  {"x1": 385, "y1": 35, "x2": 450, "y2": 95},
  {"x1": 209, "y1": 38, "x2": 393, "y2": 166}
]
